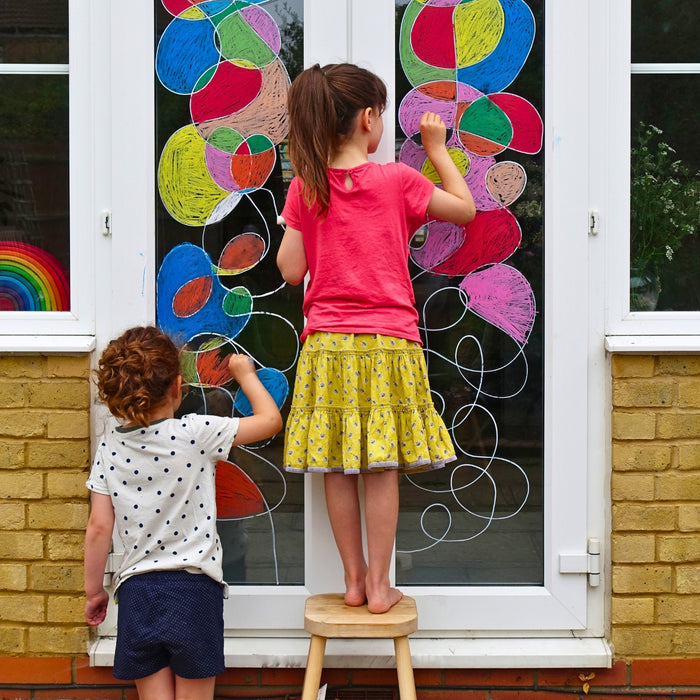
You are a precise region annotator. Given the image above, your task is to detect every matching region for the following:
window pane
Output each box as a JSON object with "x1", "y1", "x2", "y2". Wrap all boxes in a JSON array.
[
  {"x1": 155, "y1": 0, "x2": 304, "y2": 585},
  {"x1": 395, "y1": 0, "x2": 544, "y2": 585},
  {"x1": 0, "y1": 74, "x2": 69, "y2": 311},
  {"x1": 0, "y1": 1, "x2": 68, "y2": 64},
  {"x1": 631, "y1": 0, "x2": 699, "y2": 63},
  {"x1": 630, "y1": 74, "x2": 700, "y2": 311}
]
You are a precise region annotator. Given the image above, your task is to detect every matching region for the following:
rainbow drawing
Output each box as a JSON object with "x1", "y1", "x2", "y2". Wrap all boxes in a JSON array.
[{"x1": 0, "y1": 241, "x2": 70, "y2": 311}]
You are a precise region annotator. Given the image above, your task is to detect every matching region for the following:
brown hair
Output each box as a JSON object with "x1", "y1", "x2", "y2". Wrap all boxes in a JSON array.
[
  {"x1": 95, "y1": 326, "x2": 180, "y2": 427},
  {"x1": 286, "y1": 63, "x2": 387, "y2": 217}
]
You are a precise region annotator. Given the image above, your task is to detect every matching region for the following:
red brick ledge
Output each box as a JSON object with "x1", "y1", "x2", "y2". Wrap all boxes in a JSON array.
[{"x1": 0, "y1": 658, "x2": 699, "y2": 694}]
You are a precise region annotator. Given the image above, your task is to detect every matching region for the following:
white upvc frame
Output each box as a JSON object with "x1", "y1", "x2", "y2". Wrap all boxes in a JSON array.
[
  {"x1": 603, "y1": 0, "x2": 700, "y2": 349},
  {"x1": 90, "y1": 0, "x2": 612, "y2": 668},
  {"x1": 0, "y1": 0, "x2": 97, "y2": 349}
]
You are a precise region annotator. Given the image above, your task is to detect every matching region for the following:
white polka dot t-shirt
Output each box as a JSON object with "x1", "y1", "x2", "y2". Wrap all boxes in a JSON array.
[{"x1": 86, "y1": 413, "x2": 239, "y2": 593}]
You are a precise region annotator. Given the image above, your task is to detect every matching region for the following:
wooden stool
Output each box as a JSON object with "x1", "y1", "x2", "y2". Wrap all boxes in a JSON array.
[{"x1": 301, "y1": 593, "x2": 418, "y2": 700}]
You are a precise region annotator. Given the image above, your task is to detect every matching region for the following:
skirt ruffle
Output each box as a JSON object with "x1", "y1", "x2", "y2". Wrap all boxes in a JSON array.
[{"x1": 283, "y1": 332, "x2": 456, "y2": 474}]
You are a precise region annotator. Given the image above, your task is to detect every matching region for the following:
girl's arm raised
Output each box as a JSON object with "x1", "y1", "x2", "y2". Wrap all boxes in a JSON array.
[
  {"x1": 420, "y1": 112, "x2": 476, "y2": 225},
  {"x1": 277, "y1": 225, "x2": 308, "y2": 285},
  {"x1": 228, "y1": 354, "x2": 283, "y2": 445}
]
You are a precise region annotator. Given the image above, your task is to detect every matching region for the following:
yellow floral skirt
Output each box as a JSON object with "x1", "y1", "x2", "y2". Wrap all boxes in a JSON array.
[{"x1": 283, "y1": 332, "x2": 456, "y2": 474}]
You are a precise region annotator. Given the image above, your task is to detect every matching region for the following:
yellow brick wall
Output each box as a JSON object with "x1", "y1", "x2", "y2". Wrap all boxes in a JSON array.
[
  {"x1": 611, "y1": 354, "x2": 700, "y2": 658},
  {"x1": 0, "y1": 354, "x2": 91, "y2": 656},
  {"x1": 1, "y1": 352, "x2": 699, "y2": 661}
]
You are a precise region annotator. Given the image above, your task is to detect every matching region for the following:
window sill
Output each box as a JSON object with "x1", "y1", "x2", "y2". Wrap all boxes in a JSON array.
[
  {"x1": 606, "y1": 335, "x2": 700, "y2": 354},
  {"x1": 0, "y1": 335, "x2": 95, "y2": 353},
  {"x1": 90, "y1": 635, "x2": 612, "y2": 669}
]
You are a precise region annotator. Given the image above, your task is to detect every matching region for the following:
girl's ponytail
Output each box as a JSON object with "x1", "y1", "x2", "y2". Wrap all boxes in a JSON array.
[{"x1": 286, "y1": 63, "x2": 387, "y2": 217}]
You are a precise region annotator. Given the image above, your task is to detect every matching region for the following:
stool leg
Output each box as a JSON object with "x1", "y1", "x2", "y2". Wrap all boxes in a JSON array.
[
  {"x1": 393, "y1": 635, "x2": 417, "y2": 700},
  {"x1": 301, "y1": 634, "x2": 326, "y2": 700}
]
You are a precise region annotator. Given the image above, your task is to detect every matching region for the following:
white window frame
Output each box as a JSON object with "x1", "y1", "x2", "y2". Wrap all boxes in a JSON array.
[
  {"x1": 0, "y1": 0, "x2": 100, "y2": 352},
  {"x1": 602, "y1": 0, "x2": 700, "y2": 353},
  {"x1": 90, "y1": 0, "x2": 612, "y2": 669}
]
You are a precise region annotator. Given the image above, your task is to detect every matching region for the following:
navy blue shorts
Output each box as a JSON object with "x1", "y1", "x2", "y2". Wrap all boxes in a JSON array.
[{"x1": 113, "y1": 571, "x2": 225, "y2": 681}]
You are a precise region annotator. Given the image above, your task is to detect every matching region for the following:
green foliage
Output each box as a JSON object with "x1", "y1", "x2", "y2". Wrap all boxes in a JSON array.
[{"x1": 630, "y1": 121, "x2": 699, "y2": 280}]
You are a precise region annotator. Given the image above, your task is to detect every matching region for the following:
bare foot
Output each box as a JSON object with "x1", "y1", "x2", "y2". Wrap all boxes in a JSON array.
[
  {"x1": 344, "y1": 584, "x2": 367, "y2": 607},
  {"x1": 367, "y1": 586, "x2": 403, "y2": 614}
]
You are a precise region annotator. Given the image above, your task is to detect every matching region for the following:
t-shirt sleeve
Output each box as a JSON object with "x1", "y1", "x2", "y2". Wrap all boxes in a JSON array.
[
  {"x1": 281, "y1": 177, "x2": 304, "y2": 230},
  {"x1": 398, "y1": 163, "x2": 435, "y2": 234},
  {"x1": 186, "y1": 414, "x2": 240, "y2": 460},
  {"x1": 86, "y1": 442, "x2": 110, "y2": 495}
]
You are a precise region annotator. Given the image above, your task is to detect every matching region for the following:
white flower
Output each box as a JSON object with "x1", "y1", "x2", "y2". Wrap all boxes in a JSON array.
[{"x1": 665, "y1": 245, "x2": 674, "y2": 261}]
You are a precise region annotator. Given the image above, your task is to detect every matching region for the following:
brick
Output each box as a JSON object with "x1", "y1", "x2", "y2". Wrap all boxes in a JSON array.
[
  {"x1": 30, "y1": 563, "x2": 83, "y2": 592},
  {"x1": 443, "y1": 668, "x2": 534, "y2": 686},
  {"x1": 657, "y1": 535, "x2": 700, "y2": 562},
  {"x1": 45, "y1": 354, "x2": 90, "y2": 378},
  {"x1": 655, "y1": 472, "x2": 700, "y2": 500},
  {"x1": 491, "y1": 693, "x2": 566, "y2": 700},
  {"x1": 0, "y1": 564, "x2": 27, "y2": 591},
  {"x1": 611, "y1": 627, "x2": 674, "y2": 657},
  {"x1": 214, "y1": 667, "x2": 259, "y2": 685},
  {"x1": 0, "y1": 382, "x2": 28, "y2": 408},
  {"x1": 679, "y1": 442, "x2": 700, "y2": 469},
  {"x1": 657, "y1": 413, "x2": 700, "y2": 440},
  {"x1": 0, "y1": 441, "x2": 24, "y2": 470},
  {"x1": 27, "y1": 381, "x2": 90, "y2": 410},
  {"x1": 0, "y1": 357, "x2": 44, "y2": 379},
  {"x1": 34, "y1": 689, "x2": 124, "y2": 700},
  {"x1": 0, "y1": 503, "x2": 25, "y2": 529},
  {"x1": 676, "y1": 565, "x2": 700, "y2": 593},
  {"x1": 0, "y1": 594, "x2": 44, "y2": 623},
  {"x1": 611, "y1": 534, "x2": 655, "y2": 563},
  {"x1": 612, "y1": 565, "x2": 673, "y2": 593},
  {"x1": 74, "y1": 656, "x2": 145, "y2": 685},
  {"x1": 26, "y1": 441, "x2": 90, "y2": 469},
  {"x1": 679, "y1": 378, "x2": 700, "y2": 407},
  {"x1": 631, "y1": 657, "x2": 700, "y2": 685},
  {"x1": 27, "y1": 625, "x2": 88, "y2": 654},
  {"x1": 46, "y1": 532, "x2": 85, "y2": 560},
  {"x1": 611, "y1": 355, "x2": 655, "y2": 378},
  {"x1": 673, "y1": 627, "x2": 700, "y2": 655},
  {"x1": 678, "y1": 504, "x2": 700, "y2": 531},
  {"x1": 611, "y1": 596, "x2": 654, "y2": 624},
  {"x1": 260, "y1": 667, "x2": 307, "y2": 686},
  {"x1": 537, "y1": 661, "x2": 627, "y2": 687},
  {"x1": 46, "y1": 471, "x2": 90, "y2": 499},
  {"x1": 47, "y1": 595, "x2": 84, "y2": 623},
  {"x1": 611, "y1": 412, "x2": 656, "y2": 440},
  {"x1": 611, "y1": 473, "x2": 654, "y2": 501},
  {"x1": 612, "y1": 442, "x2": 672, "y2": 472},
  {"x1": 27, "y1": 502, "x2": 89, "y2": 530},
  {"x1": 657, "y1": 595, "x2": 700, "y2": 623},
  {"x1": 657, "y1": 356, "x2": 700, "y2": 376},
  {"x1": 0, "y1": 532, "x2": 43, "y2": 560},
  {"x1": 612, "y1": 503, "x2": 675, "y2": 531},
  {"x1": 612, "y1": 378, "x2": 675, "y2": 407},
  {"x1": 0, "y1": 471, "x2": 43, "y2": 499},
  {"x1": 0, "y1": 656, "x2": 73, "y2": 683},
  {"x1": 0, "y1": 625, "x2": 25, "y2": 654},
  {"x1": 0, "y1": 411, "x2": 47, "y2": 439},
  {"x1": 47, "y1": 411, "x2": 90, "y2": 439}
]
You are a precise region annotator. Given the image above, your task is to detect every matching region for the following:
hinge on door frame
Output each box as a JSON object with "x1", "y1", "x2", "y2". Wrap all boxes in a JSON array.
[
  {"x1": 559, "y1": 538, "x2": 601, "y2": 587},
  {"x1": 589, "y1": 209, "x2": 599, "y2": 236}
]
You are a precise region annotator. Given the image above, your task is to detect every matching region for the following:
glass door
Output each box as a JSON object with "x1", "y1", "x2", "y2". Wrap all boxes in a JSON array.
[{"x1": 150, "y1": 0, "x2": 596, "y2": 635}]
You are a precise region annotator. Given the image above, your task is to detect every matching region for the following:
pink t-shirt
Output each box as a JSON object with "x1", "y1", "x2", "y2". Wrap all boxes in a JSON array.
[{"x1": 281, "y1": 161, "x2": 434, "y2": 343}]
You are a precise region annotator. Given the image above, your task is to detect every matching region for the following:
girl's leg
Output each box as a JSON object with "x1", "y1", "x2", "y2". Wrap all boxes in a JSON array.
[
  {"x1": 134, "y1": 667, "x2": 175, "y2": 700},
  {"x1": 174, "y1": 675, "x2": 217, "y2": 700},
  {"x1": 324, "y1": 472, "x2": 368, "y2": 605},
  {"x1": 362, "y1": 469, "x2": 403, "y2": 614}
]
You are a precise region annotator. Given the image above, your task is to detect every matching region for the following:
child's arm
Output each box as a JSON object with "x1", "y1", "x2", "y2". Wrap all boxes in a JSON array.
[
  {"x1": 228, "y1": 354, "x2": 283, "y2": 445},
  {"x1": 277, "y1": 225, "x2": 308, "y2": 285},
  {"x1": 420, "y1": 112, "x2": 476, "y2": 225},
  {"x1": 84, "y1": 492, "x2": 114, "y2": 626}
]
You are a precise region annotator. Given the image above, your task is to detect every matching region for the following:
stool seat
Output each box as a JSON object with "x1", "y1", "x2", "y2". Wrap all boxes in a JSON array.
[{"x1": 301, "y1": 593, "x2": 418, "y2": 700}]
